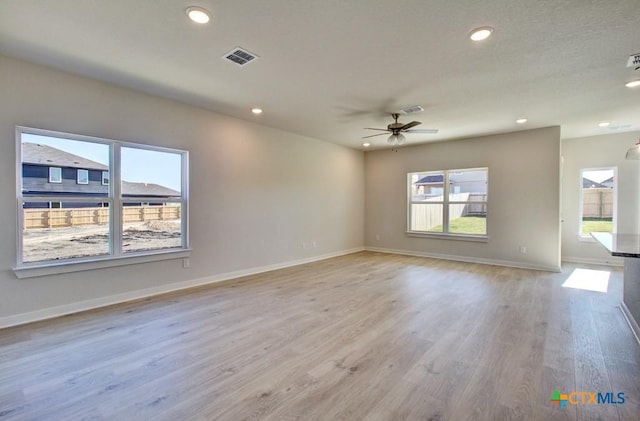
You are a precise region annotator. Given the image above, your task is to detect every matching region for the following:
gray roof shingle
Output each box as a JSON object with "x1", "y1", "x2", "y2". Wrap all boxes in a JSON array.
[
  {"x1": 22, "y1": 142, "x2": 180, "y2": 197},
  {"x1": 415, "y1": 174, "x2": 444, "y2": 184},
  {"x1": 22, "y1": 142, "x2": 108, "y2": 170},
  {"x1": 582, "y1": 177, "x2": 607, "y2": 188},
  {"x1": 122, "y1": 181, "x2": 180, "y2": 197}
]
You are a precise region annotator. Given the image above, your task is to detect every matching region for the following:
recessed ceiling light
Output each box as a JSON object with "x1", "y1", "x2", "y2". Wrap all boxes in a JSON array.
[
  {"x1": 469, "y1": 26, "x2": 494, "y2": 41},
  {"x1": 625, "y1": 79, "x2": 640, "y2": 88},
  {"x1": 515, "y1": 118, "x2": 528, "y2": 124},
  {"x1": 362, "y1": 142, "x2": 371, "y2": 148},
  {"x1": 251, "y1": 107, "x2": 263, "y2": 115},
  {"x1": 186, "y1": 6, "x2": 211, "y2": 24},
  {"x1": 598, "y1": 121, "x2": 611, "y2": 127}
]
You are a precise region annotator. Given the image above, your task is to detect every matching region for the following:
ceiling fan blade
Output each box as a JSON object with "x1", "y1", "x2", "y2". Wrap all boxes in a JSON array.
[
  {"x1": 362, "y1": 133, "x2": 390, "y2": 139},
  {"x1": 405, "y1": 129, "x2": 439, "y2": 134},
  {"x1": 364, "y1": 128, "x2": 390, "y2": 131},
  {"x1": 399, "y1": 121, "x2": 421, "y2": 130}
]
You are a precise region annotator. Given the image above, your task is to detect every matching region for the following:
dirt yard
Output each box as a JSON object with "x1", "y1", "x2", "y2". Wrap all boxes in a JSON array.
[{"x1": 22, "y1": 220, "x2": 182, "y2": 263}]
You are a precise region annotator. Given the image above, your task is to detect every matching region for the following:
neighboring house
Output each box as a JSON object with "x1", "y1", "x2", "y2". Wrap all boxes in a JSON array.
[
  {"x1": 414, "y1": 174, "x2": 444, "y2": 196},
  {"x1": 22, "y1": 142, "x2": 109, "y2": 205},
  {"x1": 121, "y1": 181, "x2": 181, "y2": 204},
  {"x1": 600, "y1": 176, "x2": 614, "y2": 188},
  {"x1": 582, "y1": 177, "x2": 608, "y2": 189},
  {"x1": 22, "y1": 142, "x2": 179, "y2": 208},
  {"x1": 414, "y1": 171, "x2": 487, "y2": 197}
]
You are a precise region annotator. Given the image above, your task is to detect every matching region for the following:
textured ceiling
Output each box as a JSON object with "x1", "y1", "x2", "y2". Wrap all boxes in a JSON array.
[{"x1": 1, "y1": 0, "x2": 639, "y2": 150}]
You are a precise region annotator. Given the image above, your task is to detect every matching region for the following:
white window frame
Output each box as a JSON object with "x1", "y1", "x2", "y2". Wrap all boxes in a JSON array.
[
  {"x1": 77, "y1": 169, "x2": 89, "y2": 185},
  {"x1": 578, "y1": 166, "x2": 617, "y2": 241},
  {"x1": 15, "y1": 126, "x2": 190, "y2": 278},
  {"x1": 49, "y1": 167, "x2": 62, "y2": 183},
  {"x1": 407, "y1": 167, "x2": 489, "y2": 241},
  {"x1": 102, "y1": 171, "x2": 110, "y2": 186}
]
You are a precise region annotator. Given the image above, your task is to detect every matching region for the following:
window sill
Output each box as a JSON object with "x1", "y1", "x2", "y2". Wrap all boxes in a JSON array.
[
  {"x1": 407, "y1": 231, "x2": 489, "y2": 242},
  {"x1": 13, "y1": 248, "x2": 191, "y2": 279}
]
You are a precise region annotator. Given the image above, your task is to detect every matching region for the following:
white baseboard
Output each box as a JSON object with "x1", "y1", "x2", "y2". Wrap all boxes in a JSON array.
[
  {"x1": 620, "y1": 302, "x2": 640, "y2": 347},
  {"x1": 0, "y1": 247, "x2": 364, "y2": 329},
  {"x1": 561, "y1": 255, "x2": 624, "y2": 267},
  {"x1": 365, "y1": 246, "x2": 562, "y2": 272}
]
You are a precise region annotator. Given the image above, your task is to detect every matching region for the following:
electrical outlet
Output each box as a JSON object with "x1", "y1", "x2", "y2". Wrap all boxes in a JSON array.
[
  {"x1": 183, "y1": 258, "x2": 190, "y2": 268},
  {"x1": 519, "y1": 246, "x2": 527, "y2": 254},
  {"x1": 312, "y1": 241, "x2": 317, "y2": 248}
]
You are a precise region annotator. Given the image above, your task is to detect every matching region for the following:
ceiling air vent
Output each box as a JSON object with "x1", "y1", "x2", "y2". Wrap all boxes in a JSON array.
[
  {"x1": 398, "y1": 105, "x2": 424, "y2": 115},
  {"x1": 223, "y1": 47, "x2": 259, "y2": 66}
]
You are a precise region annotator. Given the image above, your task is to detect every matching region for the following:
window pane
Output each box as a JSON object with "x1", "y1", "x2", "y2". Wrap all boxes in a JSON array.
[
  {"x1": 122, "y1": 203, "x2": 182, "y2": 253},
  {"x1": 77, "y1": 169, "x2": 89, "y2": 184},
  {"x1": 21, "y1": 134, "x2": 109, "y2": 197},
  {"x1": 581, "y1": 169, "x2": 614, "y2": 235},
  {"x1": 49, "y1": 167, "x2": 62, "y2": 183},
  {"x1": 410, "y1": 203, "x2": 443, "y2": 232},
  {"x1": 411, "y1": 172, "x2": 444, "y2": 201},
  {"x1": 22, "y1": 203, "x2": 110, "y2": 263},
  {"x1": 449, "y1": 169, "x2": 487, "y2": 201},
  {"x1": 449, "y1": 205, "x2": 487, "y2": 235},
  {"x1": 121, "y1": 147, "x2": 182, "y2": 198},
  {"x1": 18, "y1": 129, "x2": 189, "y2": 269}
]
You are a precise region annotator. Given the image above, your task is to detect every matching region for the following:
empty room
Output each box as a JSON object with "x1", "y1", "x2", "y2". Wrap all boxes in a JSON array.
[{"x1": 1, "y1": 1, "x2": 640, "y2": 420}]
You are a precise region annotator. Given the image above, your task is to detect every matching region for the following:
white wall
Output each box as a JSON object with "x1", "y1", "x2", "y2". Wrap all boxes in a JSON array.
[
  {"x1": 7, "y1": 52, "x2": 627, "y2": 325},
  {"x1": 561, "y1": 131, "x2": 640, "y2": 265},
  {"x1": 0, "y1": 55, "x2": 364, "y2": 325},
  {"x1": 364, "y1": 127, "x2": 562, "y2": 271}
]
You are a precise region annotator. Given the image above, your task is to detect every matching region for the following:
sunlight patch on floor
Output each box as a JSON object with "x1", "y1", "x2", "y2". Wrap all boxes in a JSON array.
[{"x1": 562, "y1": 268, "x2": 610, "y2": 293}]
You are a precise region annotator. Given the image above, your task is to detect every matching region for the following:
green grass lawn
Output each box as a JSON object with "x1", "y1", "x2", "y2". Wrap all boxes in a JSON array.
[
  {"x1": 428, "y1": 218, "x2": 609, "y2": 236},
  {"x1": 581, "y1": 220, "x2": 612, "y2": 235},
  {"x1": 430, "y1": 216, "x2": 486, "y2": 234}
]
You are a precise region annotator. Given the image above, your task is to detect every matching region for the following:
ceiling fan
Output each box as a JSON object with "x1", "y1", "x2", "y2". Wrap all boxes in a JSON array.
[{"x1": 363, "y1": 113, "x2": 438, "y2": 146}]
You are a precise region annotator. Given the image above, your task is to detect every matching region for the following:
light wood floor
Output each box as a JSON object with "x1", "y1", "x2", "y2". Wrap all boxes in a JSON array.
[{"x1": 1, "y1": 251, "x2": 639, "y2": 420}]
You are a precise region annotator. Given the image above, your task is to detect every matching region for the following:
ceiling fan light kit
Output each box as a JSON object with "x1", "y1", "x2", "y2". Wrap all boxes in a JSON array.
[
  {"x1": 625, "y1": 54, "x2": 640, "y2": 88},
  {"x1": 363, "y1": 113, "x2": 438, "y2": 148},
  {"x1": 388, "y1": 133, "x2": 406, "y2": 145},
  {"x1": 626, "y1": 139, "x2": 640, "y2": 160}
]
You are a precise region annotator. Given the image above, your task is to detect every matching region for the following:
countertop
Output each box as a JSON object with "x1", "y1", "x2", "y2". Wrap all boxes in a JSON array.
[{"x1": 591, "y1": 232, "x2": 640, "y2": 258}]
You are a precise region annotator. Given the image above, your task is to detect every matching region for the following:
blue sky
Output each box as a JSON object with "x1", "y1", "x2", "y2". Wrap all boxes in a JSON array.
[
  {"x1": 583, "y1": 169, "x2": 614, "y2": 183},
  {"x1": 22, "y1": 133, "x2": 182, "y2": 191}
]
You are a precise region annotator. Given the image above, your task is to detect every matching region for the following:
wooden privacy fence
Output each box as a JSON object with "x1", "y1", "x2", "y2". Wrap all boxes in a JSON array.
[
  {"x1": 122, "y1": 205, "x2": 180, "y2": 223},
  {"x1": 582, "y1": 188, "x2": 613, "y2": 218},
  {"x1": 24, "y1": 205, "x2": 181, "y2": 229},
  {"x1": 411, "y1": 193, "x2": 487, "y2": 231}
]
